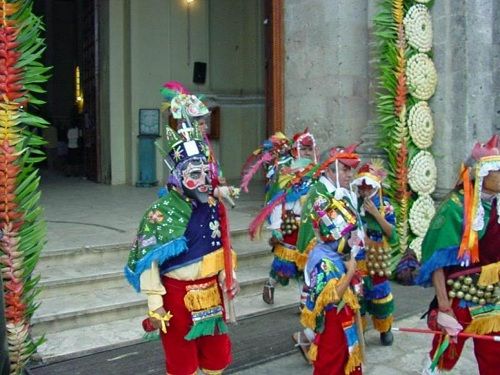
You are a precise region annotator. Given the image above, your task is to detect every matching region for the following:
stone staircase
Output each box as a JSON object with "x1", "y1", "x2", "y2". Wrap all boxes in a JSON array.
[{"x1": 32, "y1": 229, "x2": 301, "y2": 363}]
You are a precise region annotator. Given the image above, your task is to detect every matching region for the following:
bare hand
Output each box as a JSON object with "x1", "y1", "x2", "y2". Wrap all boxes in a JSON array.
[
  {"x1": 363, "y1": 198, "x2": 379, "y2": 217},
  {"x1": 149, "y1": 306, "x2": 169, "y2": 330},
  {"x1": 220, "y1": 275, "x2": 240, "y2": 299}
]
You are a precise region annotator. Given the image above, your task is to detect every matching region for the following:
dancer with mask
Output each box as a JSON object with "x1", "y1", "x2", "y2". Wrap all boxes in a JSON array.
[{"x1": 125, "y1": 82, "x2": 239, "y2": 375}]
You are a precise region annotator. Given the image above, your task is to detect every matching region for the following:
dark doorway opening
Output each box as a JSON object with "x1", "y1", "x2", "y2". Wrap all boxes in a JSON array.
[{"x1": 34, "y1": 0, "x2": 100, "y2": 182}]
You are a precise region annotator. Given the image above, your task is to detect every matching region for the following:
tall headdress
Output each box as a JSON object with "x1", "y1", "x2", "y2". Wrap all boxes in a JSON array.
[
  {"x1": 157, "y1": 81, "x2": 210, "y2": 171},
  {"x1": 458, "y1": 134, "x2": 500, "y2": 265}
]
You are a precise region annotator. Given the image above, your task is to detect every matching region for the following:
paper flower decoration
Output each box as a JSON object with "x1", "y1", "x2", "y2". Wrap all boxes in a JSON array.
[{"x1": 409, "y1": 236, "x2": 424, "y2": 261}]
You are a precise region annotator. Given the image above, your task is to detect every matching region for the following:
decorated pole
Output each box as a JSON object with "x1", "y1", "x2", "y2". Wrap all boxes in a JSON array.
[
  {"x1": 392, "y1": 327, "x2": 500, "y2": 342},
  {"x1": 0, "y1": 0, "x2": 50, "y2": 373}
]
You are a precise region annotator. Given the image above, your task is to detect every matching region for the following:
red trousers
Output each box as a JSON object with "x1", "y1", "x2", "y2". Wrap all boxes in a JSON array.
[
  {"x1": 429, "y1": 299, "x2": 500, "y2": 374},
  {"x1": 160, "y1": 276, "x2": 232, "y2": 375},
  {"x1": 314, "y1": 308, "x2": 362, "y2": 375}
]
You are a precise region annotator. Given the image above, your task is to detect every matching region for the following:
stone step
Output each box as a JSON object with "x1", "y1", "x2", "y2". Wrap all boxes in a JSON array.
[
  {"x1": 35, "y1": 229, "x2": 266, "y2": 274},
  {"x1": 32, "y1": 258, "x2": 278, "y2": 337},
  {"x1": 34, "y1": 285, "x2": 301, "y2": 363},
  {"x1": 36, "y1": 237, "x2": 272, "y2": 299}
]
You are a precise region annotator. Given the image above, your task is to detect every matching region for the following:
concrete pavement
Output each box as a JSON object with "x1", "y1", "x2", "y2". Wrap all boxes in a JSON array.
[{"x1": 232, "y1": 314, "x2": 478, "y2": 375}]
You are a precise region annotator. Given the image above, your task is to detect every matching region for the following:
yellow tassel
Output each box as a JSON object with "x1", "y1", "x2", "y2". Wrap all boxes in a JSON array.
[
  {"x1": 478, "y1": 262, "x2": 500, "y2": 286},
  {"x1": 274, "y1": 243, "x2": 299, "y2": 263},
  {"x1": 308, "y1": 343, "x2": 318, "y2": 362},
  {"x1": 296, "y1": 252, "x2": 309, "y2": 271},
  {"x1": 300, "y1": 308, "x2": 318, "y2": 330},
  {"x1": 184, "y1": 283, "x2": 221, "y2": 311},
  {"x1": 464, "y1": 315, "x2": 500, "y2": 335},
  {"x1": 372, "y1": 316, "x2": 394, "y2": 333},
  {"x1": 300, "y1": 277, "x2": 360, "y2": 330},
  {"x1": 344, "y1": 345, "x2": 362, "y2": 375},
  {"x1": 342, "y1": 289, "x2": 360, "y2": 311}
]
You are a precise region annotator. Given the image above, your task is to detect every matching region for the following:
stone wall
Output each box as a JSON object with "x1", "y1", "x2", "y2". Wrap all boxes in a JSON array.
[
  {"x1": 284, "y1": 0, "x2": 369, "y2": 152},
  {"x1": 284, "y1": 0, "x2": 499, "y2": 194}
]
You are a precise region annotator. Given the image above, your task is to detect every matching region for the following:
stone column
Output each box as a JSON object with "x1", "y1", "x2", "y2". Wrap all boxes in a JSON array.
[
  {"x1": 432, "y1": 0, "x2": 497, "y2": 196},
  {"x1": 284, "y1": 0, "x2": 369, "y2": 153}
]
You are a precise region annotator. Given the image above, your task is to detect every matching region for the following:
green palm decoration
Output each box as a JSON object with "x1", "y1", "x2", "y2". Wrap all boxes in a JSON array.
[
  {"x1": 0, "y1": 0, "x2": 50, "y2": 373},
  {"x1": 375, "y1": 0, "x2": 437, "y2": 269}
]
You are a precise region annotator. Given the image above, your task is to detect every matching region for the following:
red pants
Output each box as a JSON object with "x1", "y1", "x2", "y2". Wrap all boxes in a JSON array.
[
  {"x1": 160, "y1": 276, "x2": 232, "y2": 375},
  {"x1": 314, "y1": 308, "x2": 362, "y2": 375},
  {"x1": 429, "y1": 299, "x2": 500, "y2": 374}
]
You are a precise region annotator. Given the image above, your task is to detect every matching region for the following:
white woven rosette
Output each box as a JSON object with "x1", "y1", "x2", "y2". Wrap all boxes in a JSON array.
[
  {"x1": 404, "y1": 4, "x2": 433, "y2": 53},
  {"x1": 408, "y1": 101, "x2": 434, "y2": 149},
  {"x1": 406, "y1": 53, "x2": 437, "y2": 100},
  {"x1": 408, "y1": 150, "x2": 437, "y2": 194}
]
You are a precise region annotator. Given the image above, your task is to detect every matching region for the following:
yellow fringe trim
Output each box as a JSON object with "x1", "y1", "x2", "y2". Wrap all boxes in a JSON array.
[
  {"x1": 356, "y1": 260, "x2": 368, "y2": 275},
  {"x1": 478, "y1": 262, "x2": 500, "y2": 286},
  {"x1": 372, "y1": 315, "x2": 393, "y2": 333},
  {"x1": 464, "y1": 315, "x2": 500, "y2": 335},
  {"x1": 344, "y1": 344, "x2": 362, "y2": 375},
  {"x1": 200, "y1": 368, "x2": 224, "y2": 375},
  {"x1": 274, "y1": 243, "x2": 299, "y2": 263},
  {"x1": 300, "y1": 277, "x2": 360, "y2": 330},
  {"x1": 308, "y1": 343, "x2": 318, "y2": 362},
  {"x1": 371, "y1": 293, "x2": 394, "y2": 304},
  {"x1": 199, "y1": 248, "x2": 237, "y2": 277},
  {"x1": 296, "y1": 252, "x2": 309, "y2": 271},
  {"x1": 184, "y1": 282, "x2": 221, "y2": 311}
]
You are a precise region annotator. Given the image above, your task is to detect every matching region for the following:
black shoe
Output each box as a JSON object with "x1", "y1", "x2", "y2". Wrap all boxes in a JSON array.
[{"x1": 380, "y1": 330, "x2": 394, "y2": 346}]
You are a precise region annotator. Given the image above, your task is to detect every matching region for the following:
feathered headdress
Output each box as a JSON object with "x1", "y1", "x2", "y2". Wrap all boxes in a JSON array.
[
  {"x1": 458, "y1": 134, "x2": 500, "y2": 265},
  {"x1": 240, "y1": 132, "x2": 292, "y2": 193},
  {"x1": 156, "y1": 81, "x2": 210, "y2": 171}
]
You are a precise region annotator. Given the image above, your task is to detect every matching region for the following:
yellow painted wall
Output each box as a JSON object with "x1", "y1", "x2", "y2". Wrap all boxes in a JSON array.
[{"x1": 103, "y1": 0, "x2": 265, "y2": 185}]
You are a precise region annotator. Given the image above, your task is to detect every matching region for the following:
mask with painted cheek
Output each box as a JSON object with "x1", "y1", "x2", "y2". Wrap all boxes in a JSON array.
[{"x1": 181, "y1": 160, "x2": 211, "y2": 203}]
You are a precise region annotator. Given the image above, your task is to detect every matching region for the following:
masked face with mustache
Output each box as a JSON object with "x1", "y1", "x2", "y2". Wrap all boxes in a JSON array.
[{"x1": 179, "y1": 158, "x2": 211, "y2": 203}]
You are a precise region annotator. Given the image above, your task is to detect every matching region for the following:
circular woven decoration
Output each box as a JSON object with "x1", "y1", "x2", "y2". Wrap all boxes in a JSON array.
[
  {"x1": 406, "y1": 53, "x2": 437, "y2": 100},
  {"x1": 404, "y1": 4, "x2": 433, "y2": 53},
  {"x1": 409, "y1": 150, "x2": 437, "y2": 194},
  {"x1": 409, "y1": 194, "x2": 436, "y2": 237},
  {"x1": 415, "y1": 0, "x2": 431, "y2": 4},
  {"x1": 408, "y1": 101, "x2": 434, "y2": 149},
  {"x1": 409, "y1": 236, "x2": 424, "y2": 261}
]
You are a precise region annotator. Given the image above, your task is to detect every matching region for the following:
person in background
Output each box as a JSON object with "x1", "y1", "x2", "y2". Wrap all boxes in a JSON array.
[
  {"x1": 66, "y1": 116, "x2": 81, "y2": 177},
  {"x1": 351, "y1": 160, "x2": 396, "y2": 346}
]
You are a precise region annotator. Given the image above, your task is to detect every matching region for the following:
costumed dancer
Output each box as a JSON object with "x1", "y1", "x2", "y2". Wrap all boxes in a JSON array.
[
  {"x1": 297, "y1": 146, "x2": 365, "y2": 374},
  {"x1": 124, "y1": 82, "x2": 239, "y2": 375},
  {"x1": 351, "y1": 160, "x2": 396, "y2": 346},
  {"x1": 261, "y1": 129, "x2": 318, "y2": 304},
  {"x1": 416, "y1": 134, "x2": 500, "y2": 375}
]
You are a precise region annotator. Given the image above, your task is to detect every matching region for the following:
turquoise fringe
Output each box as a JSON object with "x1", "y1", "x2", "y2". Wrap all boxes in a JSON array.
[
  {"x1": 124, "y1": 236, "x2": 188, "y2": 292},
  {"x1": 416, "y1": 246, "x2": 459, "y2": 287}
]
